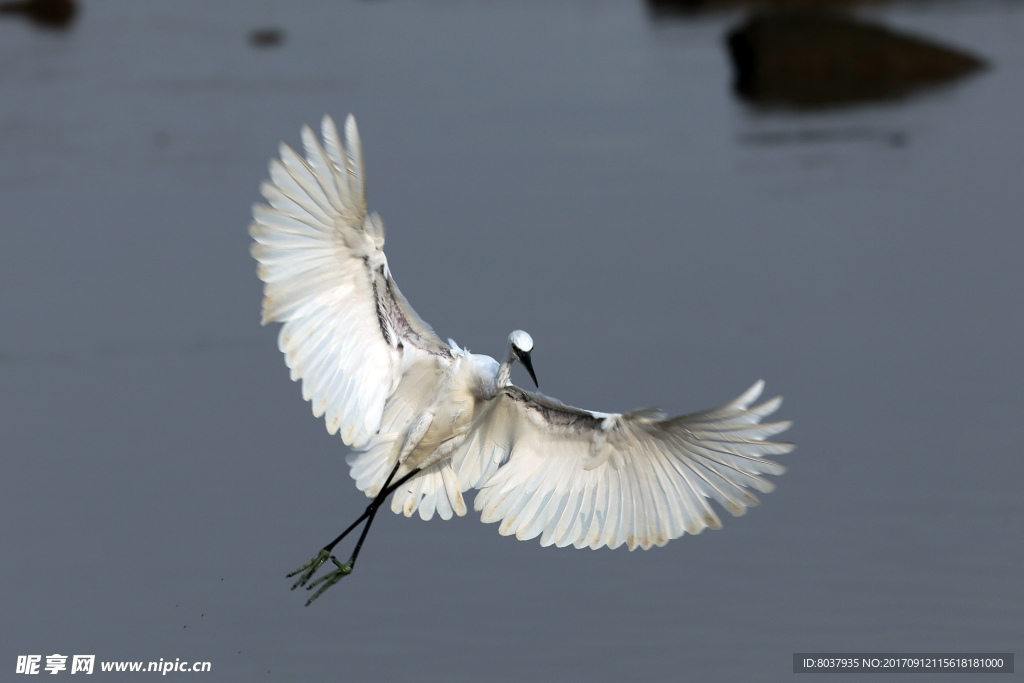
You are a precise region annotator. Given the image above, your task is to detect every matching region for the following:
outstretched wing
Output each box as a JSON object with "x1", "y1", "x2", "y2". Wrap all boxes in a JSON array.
[
  {"x1": 250, "y1": 115, "x2": 451, "y2": 450},
  {"x1": 457, "y1": 381, "x2": 792, "y2": 550}
]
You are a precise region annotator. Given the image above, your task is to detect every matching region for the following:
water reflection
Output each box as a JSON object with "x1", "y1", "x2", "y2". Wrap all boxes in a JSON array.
[{"x1": 738, "y1": 126, "x2": 908, "y2": 147}]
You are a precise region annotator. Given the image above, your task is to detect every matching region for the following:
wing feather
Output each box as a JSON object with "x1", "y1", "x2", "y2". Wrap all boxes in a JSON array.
[
  {"x1": 465, "y1": 382, "x2": 793, "y2": 550},
  {"x1": 387, "y1": 462, "x2": 466, "y2": 521},
  {"x1": 320, "y1": 117, "x2": 355, "y2": 210},
  {"x1": 251, "y1": 115, "x2": 451, "y2": 452}
]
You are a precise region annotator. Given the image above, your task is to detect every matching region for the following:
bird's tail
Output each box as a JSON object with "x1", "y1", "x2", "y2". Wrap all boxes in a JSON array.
[{"x1": 346, "y1": 437, "x2": 468, "y2": 521}]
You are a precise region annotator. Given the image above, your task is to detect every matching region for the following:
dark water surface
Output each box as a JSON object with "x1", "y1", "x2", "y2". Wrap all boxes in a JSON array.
[{"x1": 2, "y1": 1, "x2": 1021, "y2": 680}]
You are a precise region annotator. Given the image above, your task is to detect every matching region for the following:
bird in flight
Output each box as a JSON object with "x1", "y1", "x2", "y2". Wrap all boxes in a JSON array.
[{"x1": 250, "y1": 115, "x2": 794, "y2": 605}]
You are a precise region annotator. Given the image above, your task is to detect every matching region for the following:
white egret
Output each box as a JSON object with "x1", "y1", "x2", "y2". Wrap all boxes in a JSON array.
[{"x1": 250, "y1": 116, "x2": 794, "y2": 605}]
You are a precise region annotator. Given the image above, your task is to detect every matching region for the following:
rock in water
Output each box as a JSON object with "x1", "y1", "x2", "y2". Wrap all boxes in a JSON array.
[
  {"x1": 727, "y1": 11, "x2": 986, "y2": 108},
  {"x1": 0, "y1": 0, "x2": 75, "y2": 29}
]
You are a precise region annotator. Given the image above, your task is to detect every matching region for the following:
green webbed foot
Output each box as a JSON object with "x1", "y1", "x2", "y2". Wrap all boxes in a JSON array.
[
  {"x1": 286, "y1": 549, "x2": 332, "y2": 590},
  {"x1": 303, "y1": 557, "x2": 353, "y2": 606}
]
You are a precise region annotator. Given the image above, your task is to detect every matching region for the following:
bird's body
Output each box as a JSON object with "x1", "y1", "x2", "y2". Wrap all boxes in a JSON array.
[
  {"x1": 250, "y1": 115, "x2": 794, "y2": 602},
  {"x1": 382, "y1": 348, "x2": 480, "y2": 479}
]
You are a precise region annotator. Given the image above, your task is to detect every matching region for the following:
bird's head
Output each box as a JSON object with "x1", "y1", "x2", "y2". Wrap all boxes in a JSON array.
[{"x1": 508, "y1": 330, "x2": 538, "y2": 388}]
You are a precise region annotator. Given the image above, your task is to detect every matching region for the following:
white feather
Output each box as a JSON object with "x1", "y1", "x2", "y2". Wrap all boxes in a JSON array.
[{"x1": 252, "y1": 115, "x2": 795, "y2": 546}]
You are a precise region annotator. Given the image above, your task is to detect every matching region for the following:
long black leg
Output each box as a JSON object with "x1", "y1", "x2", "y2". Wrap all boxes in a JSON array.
[
  {"x1": 342, "y1": 466, "x2": 421, "y2": 571},
  {"x1": 323, "y1": 460, "x2": 404, "y2": 555},
  {"x1": 287, "y1": 461, "x2": 421, "y2": 605},
  {"x1": 286, "y1": 461, "x2": 402, "y2": 589}
]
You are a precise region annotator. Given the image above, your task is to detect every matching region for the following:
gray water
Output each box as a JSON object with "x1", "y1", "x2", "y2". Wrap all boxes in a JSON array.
[{"x1": 2, "y1": 1, "x2": 1021, "y2": 681}]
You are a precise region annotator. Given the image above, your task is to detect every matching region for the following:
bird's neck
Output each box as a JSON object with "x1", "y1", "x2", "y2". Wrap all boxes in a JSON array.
[
  {"x1": 486, "y1": 348, "x2": 517, "y2": 399},
  {"x1": 495, "y1": 360, "x2": 512, "y2": 390}
]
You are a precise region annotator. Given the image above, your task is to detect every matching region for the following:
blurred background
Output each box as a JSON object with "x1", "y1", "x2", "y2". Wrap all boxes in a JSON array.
[{"x1": 1, "y1": 0, "x2": 1021, "y2": 680}]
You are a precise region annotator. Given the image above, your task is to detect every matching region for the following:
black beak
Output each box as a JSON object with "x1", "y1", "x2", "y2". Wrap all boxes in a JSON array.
[{"x1": 518, "y1": 351, "x2": 539, "y2": 388}]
